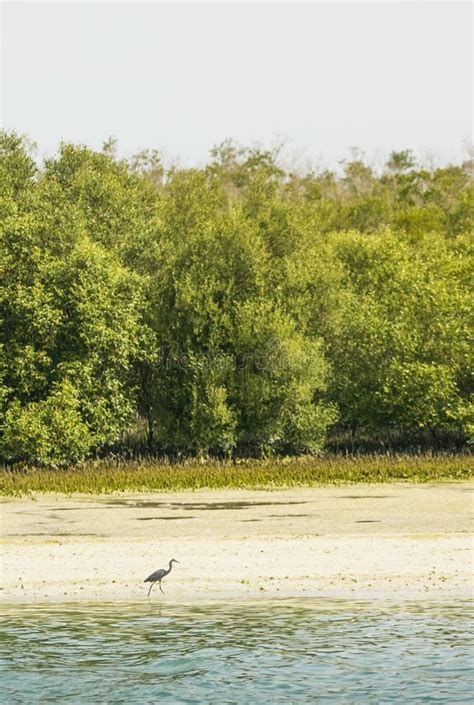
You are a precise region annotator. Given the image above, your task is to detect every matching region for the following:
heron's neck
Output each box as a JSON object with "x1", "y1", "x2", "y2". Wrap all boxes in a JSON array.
[{"x1": 167, "y1": 561, "x2": 174, "y2": 573}]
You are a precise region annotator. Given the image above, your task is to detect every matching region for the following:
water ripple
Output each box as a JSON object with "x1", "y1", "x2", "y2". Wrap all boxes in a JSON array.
[{"x1": 0, "y1": 599, "x2": 473, "y2": 704}]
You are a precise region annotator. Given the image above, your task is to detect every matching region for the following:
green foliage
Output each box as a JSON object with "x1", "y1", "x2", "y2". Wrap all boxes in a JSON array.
[
  {"x1": 0, "y1": 132, "x2": 36, "y2": 199},
  {"x1": 0, "y1": 134, "x2": 151, "y2": 465},
  {"x1": 230, "y1": 300, "x2": 335, "y2": 453},
  {"x1": 0, "y1": 455, "x2": 471, "y2": 496},
  {"x1": 316, "y1": 230, "x2": 473, "y2": 437},
  {"x1": 1, "y1": 381, "x2": 92, "y2": 466},
  {"x1": 0, "y1": 129, "x2": 472, "y2": 465}
]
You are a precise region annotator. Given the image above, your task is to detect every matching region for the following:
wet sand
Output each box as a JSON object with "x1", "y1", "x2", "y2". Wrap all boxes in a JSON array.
[{"x1": 1, "y1": 483, "x2": 473, "y2": 602}]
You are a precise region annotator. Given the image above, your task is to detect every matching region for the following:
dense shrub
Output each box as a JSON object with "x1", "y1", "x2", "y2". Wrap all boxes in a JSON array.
[{"x1": 1, "y1": 134, "x2": 472, "y2": 464}]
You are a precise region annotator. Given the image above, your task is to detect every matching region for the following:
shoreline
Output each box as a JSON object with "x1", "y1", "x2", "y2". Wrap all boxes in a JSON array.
[{"x1": 1, "y1": 483, "x2": 473, "y2": 603}]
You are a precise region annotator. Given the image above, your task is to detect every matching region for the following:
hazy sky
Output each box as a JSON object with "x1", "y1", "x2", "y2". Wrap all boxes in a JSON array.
[{"x1": 1, "y1": 1, "x2": 472, "y2": 167}]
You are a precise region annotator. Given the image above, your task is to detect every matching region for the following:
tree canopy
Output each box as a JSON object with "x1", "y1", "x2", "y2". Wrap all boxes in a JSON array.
[{"x1": 1, "y1": 133, "x2": 472, "y2": 464}]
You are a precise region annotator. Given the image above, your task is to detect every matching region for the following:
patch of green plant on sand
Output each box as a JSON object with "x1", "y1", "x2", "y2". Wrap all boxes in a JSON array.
[{"x1": 0, "y1": 455, "x2": 472, "y2": 496}]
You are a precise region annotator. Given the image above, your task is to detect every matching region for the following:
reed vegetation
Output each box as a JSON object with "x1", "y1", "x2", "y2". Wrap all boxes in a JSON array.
[{"x1": 1, "y1": 454, "x2": 471, "y2": 496}]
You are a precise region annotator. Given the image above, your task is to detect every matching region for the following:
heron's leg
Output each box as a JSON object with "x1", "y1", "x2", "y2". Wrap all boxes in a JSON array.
[
  {"x1": 159, "y1": 581, "x2": 164, "y2": 594},
  {"x1": 147, "y1": 582, "x2": 154, "y2": 597}
]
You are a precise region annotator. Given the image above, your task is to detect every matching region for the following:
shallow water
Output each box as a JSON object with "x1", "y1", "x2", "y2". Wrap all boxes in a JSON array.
[{"x1": 1, "y1": 599, "x2": 472, "y2": 704}]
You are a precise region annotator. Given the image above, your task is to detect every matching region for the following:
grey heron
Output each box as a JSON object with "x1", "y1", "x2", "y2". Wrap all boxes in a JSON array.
[{"x1": 144, "y1": 558, "x2": 179, "y2": 596}]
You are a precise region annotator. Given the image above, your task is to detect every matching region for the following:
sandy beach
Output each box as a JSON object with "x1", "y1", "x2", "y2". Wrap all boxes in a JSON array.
[{"x1": 1, "y1": 483, "x2": 473, "y2": 602}]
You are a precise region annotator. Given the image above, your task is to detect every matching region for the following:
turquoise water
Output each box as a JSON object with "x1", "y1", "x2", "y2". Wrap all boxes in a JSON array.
[{"x1": 1, "y1": 600, "x2": 472, "y2": 704}]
